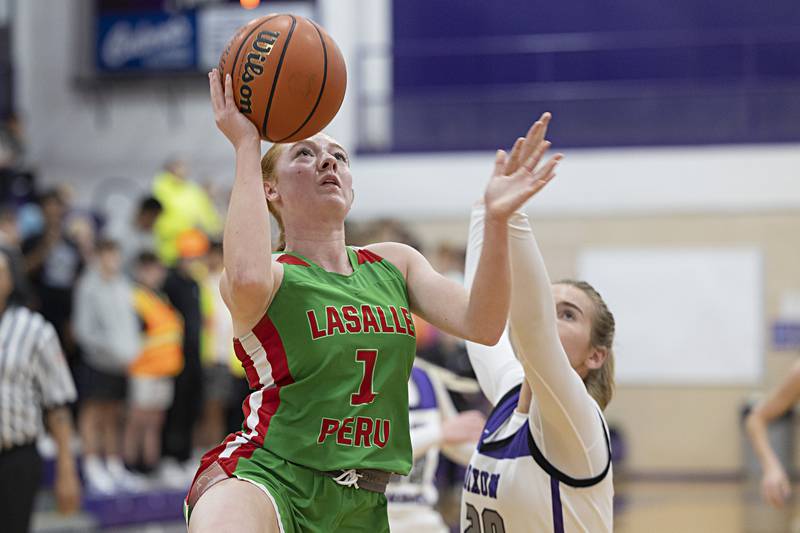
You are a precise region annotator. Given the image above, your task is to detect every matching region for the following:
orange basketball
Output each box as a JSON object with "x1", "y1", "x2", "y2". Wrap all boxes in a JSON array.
[{"x1": 218, "y1": 14, "x2": 347, "y2": 143}]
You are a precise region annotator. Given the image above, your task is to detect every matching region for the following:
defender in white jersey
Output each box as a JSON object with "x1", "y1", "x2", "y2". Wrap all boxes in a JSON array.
[
  {"x1": 387, "y1": 361, "x2": 484, "y2": 532},
  {"x1": 461, "y1": 113, "x2": 615, "y2": 533}
]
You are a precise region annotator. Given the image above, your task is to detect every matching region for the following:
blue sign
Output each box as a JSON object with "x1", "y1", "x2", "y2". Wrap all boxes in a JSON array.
[
  {"x1": 96, "y1": 11, "x2": 198, "y2": 72},
  {"x1": 772, "y1": 321, "x2": 800, "y2": 351}
]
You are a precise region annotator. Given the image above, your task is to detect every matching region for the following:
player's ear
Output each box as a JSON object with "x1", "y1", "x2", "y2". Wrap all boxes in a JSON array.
[
  {"x1": 586, "y1": 346, "x2": 608, "y2": 371},
  {"x1": 264, "y1": 181, "x2": 280, "y2": 203}
]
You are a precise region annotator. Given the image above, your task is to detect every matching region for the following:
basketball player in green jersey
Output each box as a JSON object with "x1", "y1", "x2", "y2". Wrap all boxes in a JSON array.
[{"x1": 187, "y1": 69, "x2": 562, "y2": 533}]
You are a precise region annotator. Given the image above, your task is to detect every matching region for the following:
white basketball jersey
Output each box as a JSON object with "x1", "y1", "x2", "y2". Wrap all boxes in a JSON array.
[
  {"x1": 387, "y1": 366, "x2": 449, "y2": 533},
  {"x1": 460, "y1": 385, "x2": 613, "y2": 533}
]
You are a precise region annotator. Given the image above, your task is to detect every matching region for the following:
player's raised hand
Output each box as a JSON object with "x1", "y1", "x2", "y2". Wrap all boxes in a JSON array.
[
  {"x1": 504, "y1": 112, "x2": 552, "y2": 176},
  {"x1": 209, "y1": 69, "x2": 259, "y2": 148},
  {"x1": 483, "y1": 113, "x2": 562, "y2": 223}
]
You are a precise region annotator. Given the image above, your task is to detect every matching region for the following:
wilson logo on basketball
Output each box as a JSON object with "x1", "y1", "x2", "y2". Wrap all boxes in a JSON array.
[{"x1": 239, "y1": 30, "x2": 280, "y2": 115}]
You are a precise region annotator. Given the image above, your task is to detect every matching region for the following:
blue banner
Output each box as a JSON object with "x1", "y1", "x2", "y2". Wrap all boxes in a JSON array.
[
  {"x1": 96, "y1": 11, "x2": 197, "y2": 72},
  {"x1": 772, "y1": 322, "x2": 800, "y2": 351}
]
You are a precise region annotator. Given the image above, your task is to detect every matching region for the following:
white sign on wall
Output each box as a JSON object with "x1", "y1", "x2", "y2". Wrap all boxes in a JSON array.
[{"x1": 578, "y1": 247, "x2": 763, "y2": 385}]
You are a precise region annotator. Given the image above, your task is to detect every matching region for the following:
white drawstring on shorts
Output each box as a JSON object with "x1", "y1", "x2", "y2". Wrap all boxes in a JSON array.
[{"x1": 332, "y1": 469, "x2": 363, "y2": 489}]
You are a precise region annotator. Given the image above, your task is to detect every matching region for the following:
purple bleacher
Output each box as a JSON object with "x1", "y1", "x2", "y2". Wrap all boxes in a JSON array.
[
  {"x1": 82, "y1": 489, "x2": 185, "y2": 528},
  {"x1": 41, "y1": 456, "x2": 185, "y2": 528}
]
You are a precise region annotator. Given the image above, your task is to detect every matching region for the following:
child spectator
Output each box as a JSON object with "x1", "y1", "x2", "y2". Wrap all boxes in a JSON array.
[
  {"x1": 73, "y1": 238, "x2": 141, "y2": 493},
  {"x1": 123, "y1": 251, "x2": 184, "y2": 474}
]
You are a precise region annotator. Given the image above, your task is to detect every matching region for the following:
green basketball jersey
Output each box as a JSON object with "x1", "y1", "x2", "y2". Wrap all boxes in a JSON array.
[{"x1": 231, "y1": 247, "x2": 416, "y2": 475}]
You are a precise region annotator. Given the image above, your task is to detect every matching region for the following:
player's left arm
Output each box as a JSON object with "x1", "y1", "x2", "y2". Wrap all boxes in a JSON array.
[
  {"x1": 368, "y1": 241, "x2": 503, "y2": 345},
  {"x1": 368, "y1": 116, "x2": 560, "y2": 346}
]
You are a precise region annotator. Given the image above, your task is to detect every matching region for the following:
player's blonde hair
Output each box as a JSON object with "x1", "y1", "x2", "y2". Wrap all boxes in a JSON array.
[
  {"x1": 557, "y1": 279, "x2": 616, "y2": 410},
  {"x1": 261, "y1": 143, "x2": 286, "y2": 251}
]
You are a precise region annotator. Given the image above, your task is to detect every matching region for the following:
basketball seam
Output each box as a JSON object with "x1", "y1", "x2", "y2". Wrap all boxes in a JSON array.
[
  {"x1": 262, "y1": 15, "x2": 297, "y2": 140},
  {"x1": 229, "y1": 15, "x2": 281, "y2": 113},
  {"x1": 276, "y1": 20, "x2": 329, "y2": 143}
]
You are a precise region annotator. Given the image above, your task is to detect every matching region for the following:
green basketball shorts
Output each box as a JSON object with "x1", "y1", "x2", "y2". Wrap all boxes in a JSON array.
[{"x1": 185, "y1": 435, "x2": 390, "y2": 532}]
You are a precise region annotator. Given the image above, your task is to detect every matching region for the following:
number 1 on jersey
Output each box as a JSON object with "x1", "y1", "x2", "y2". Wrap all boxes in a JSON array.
[{"x1": 351, "y1": 349, "x2": 379, "y2": 405}]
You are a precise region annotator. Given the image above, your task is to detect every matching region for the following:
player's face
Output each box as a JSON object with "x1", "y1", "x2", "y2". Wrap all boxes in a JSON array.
[
  {"x1": 271, "y1": 133, "x2": 354, "y2": 220},
  {"x1": 552, "y1": 283, "x2": 599, "y2": 378}
]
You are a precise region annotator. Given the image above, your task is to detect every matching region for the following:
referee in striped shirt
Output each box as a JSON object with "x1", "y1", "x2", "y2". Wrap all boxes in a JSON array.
[{"x1": 0, "y1": 251, "x2": 81, "y2": 532}]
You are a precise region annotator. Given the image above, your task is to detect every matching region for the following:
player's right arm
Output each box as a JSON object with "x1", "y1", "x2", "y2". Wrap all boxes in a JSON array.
[
  {"x1": 745, "y1": 361, "x2": 800, "y2": 508},
  {"x1": 502, "y1": 209, "x2": 608, "y2": 479},
  {"x1": 209, "y1": 69, "x2": 281, "y2": 331}
]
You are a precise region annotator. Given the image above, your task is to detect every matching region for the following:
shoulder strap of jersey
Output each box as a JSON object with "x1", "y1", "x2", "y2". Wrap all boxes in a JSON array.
[{"x1": 527, "y1": 409, "x2": 612, "y2": 488}]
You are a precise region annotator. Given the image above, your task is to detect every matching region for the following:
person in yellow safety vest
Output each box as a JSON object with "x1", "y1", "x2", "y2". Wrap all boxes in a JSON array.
[
  {"x1": 123, "y1": 251, "x2": 184, "y2": 473},
  {"x1": 152, "y1": 158, "x2": 222, "y2": 266}
]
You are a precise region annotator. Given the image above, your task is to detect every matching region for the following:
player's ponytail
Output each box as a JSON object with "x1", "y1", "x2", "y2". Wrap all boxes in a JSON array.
[
  {"x1": 558, "y1": 280, "x2": 616, "y2": 410},
  {"x1": 260, "y1": 143, "x2": 286, "y2": 251}
]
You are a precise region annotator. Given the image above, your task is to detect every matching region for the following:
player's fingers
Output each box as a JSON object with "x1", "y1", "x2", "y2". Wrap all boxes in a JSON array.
[
  {"x1": 493, "y1": 149, "x2": 508, "y2": 176},
  {"x1": 534, "y1": 153, "x2": 563, "y2": 178},
  {"x1": 530, "y1": 173, "x2": 555, "y2": 196},
  {"x1": 224, "y1": 73, "x2": 235, "y2": 109},
  {"x1": 534, "y1": 112, "x2": 552, "y2": 145},
  {"x1": 505, "y1": 138, "x2": 525, "y2": 175},
  {"x1": 519, "y1": 140, "x2": 552, "y2": 175},
  {"x1": 518, "y1": 120, "x2": 543, "y2": 165},
  {"x1": 209, "y1": 70, "x2": 224, "y2": 113},
  {"x1": 530, "y1": 155, "x2": 562, "y2": 191}
]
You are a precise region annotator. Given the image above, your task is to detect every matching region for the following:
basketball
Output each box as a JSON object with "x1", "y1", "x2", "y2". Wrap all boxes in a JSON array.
[{"x1": 218, "y1": 14, "x2": 347, "y2": 143}]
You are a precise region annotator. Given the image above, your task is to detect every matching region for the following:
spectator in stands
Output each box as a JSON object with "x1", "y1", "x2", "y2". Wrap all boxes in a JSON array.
[
  {"x1": 22, "y1": 189, "x2": 84, "y2": 360},
  {"x1": 160, "y1": 229, "x2": 208, "y2": 487},
  {"x1": 0, "y1": 251, "x2": 81, "y2": 533},
  {"x1": 0, "y1": 205, "x2": 32, "y2": 305},
  {"x1": 112, "y1": 196, "x2": 163, "y2": 273},
  {"x1": 0, "y1": 113, "x2": 25, "y2": 170},
  {"x1": 124, "y1": 251, "x2": 184, "y2": 474},
  {"x1": 73, "y1": 238, "x2": 142, "y2": 493},
  {"x1": 152, "y1": 157, "x2": 222, "y2": 266},
  {"x1": 197, "y1": 241, "x2": 234, "y2": 448}
]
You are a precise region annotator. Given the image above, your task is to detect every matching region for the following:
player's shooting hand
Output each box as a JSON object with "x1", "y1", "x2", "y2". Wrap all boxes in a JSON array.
[{"x1": 209, "y1": 69, "x2": 260, "y2": 149}]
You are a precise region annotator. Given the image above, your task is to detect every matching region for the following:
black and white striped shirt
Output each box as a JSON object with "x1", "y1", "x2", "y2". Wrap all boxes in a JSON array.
[{"x1": 0, "y1": 306, "x2": 77, "y2": 450}]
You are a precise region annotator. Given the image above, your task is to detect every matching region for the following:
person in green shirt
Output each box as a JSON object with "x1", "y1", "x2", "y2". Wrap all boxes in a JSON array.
[
  {"x1": 153, "y1": 157, "x2": 223, "y2": 265},
  {"x1": 186, "y1": 69, "x2": 562, "y2": 533}
]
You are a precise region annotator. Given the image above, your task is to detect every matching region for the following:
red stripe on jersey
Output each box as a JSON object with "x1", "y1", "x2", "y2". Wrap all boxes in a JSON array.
[
  {"x1": 277, "y1": 254, "x2": 310, "y2": 267},
  {"x1": 249, "y1": 386, "x2": 281, "y2": 447},
  {"x1": 233, "y1": 338, "x2": 261, "y2": 389},
  {"x1": 356, "y1": 248, "x2": 384, "y2": 264},
  {"x1": 249, "y1": 313, "x2": 294, "y2": 439}
]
